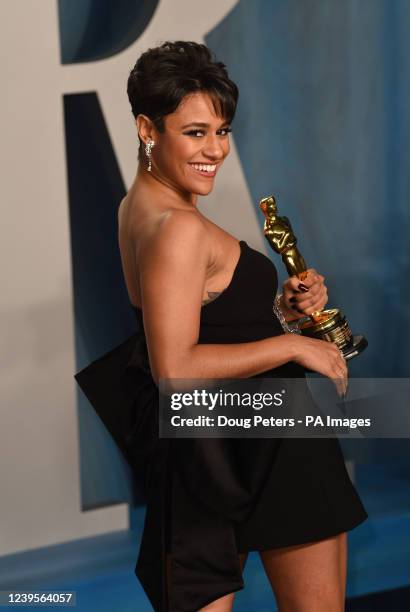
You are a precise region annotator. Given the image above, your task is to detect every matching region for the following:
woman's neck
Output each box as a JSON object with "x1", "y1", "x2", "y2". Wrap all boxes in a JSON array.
[{"x1": 134, "y1": 164, "x2": 198, "y2": 210}]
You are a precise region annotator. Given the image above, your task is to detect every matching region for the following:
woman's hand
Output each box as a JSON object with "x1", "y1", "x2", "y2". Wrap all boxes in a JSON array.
[
  {"x1": 280, "y1": 268, "x2": 328, "y2": 321},
  {"x1": 292, "y1": 335, "x2": 349, "y2": 398}
]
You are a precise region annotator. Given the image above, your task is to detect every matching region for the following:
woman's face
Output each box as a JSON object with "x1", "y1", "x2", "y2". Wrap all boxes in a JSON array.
[{"x1": 149, "y1": 92, "x2": 232, "y2": 198}]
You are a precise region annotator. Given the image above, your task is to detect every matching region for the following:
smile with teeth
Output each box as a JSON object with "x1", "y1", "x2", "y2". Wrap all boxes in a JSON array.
[{"x1": 189, "y1": 162, "x2": 217, "y2": 174}]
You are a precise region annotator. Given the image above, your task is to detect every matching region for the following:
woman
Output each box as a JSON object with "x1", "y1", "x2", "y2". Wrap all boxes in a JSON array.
[{"x1": 116, "y1": 41, "x2": 367, "y2": 611}]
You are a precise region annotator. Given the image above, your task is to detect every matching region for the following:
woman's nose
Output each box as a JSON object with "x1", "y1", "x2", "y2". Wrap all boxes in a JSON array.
[{"x1": 202, "y1": 135, "x2": 225, "y2": 159}]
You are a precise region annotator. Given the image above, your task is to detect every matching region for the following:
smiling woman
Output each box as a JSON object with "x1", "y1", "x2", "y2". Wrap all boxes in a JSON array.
[
  {"x1": 126, "y1": 42, "x2": 236, "y2": 199},
  {"x1": 135, "y1": 92, "x2": 231, "y2": 192},
  {"x1": 75, "y1": 40, "x2": 368, "y2": 612}
]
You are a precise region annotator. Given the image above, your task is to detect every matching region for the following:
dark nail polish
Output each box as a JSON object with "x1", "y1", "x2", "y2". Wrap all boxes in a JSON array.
[
  {"x1": 289, "y1": 297, "x2": 297, "y2": 303},
  {"x1": 298, "y1": 283, "x2": 309, "y2": 292}
]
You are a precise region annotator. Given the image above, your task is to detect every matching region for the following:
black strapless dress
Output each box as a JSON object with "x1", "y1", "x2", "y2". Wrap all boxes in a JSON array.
[{"x1": 75, "y1": 239, "x2": 368, "y2": 612}]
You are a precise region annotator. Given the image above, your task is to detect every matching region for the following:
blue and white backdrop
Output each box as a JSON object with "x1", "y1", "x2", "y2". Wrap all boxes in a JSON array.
[{"x1": 0, "y1": 0, "x2": 409, "y2": 583}]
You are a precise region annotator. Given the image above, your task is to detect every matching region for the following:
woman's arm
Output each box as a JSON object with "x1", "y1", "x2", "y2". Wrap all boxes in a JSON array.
[{"x1": 137, "y1": 210, "x2": 346, "y2": 392}]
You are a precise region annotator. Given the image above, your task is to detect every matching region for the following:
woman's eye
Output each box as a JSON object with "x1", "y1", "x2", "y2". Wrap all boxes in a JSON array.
[
  {"x1": 185, "y1": 130, "x2": 205, "y2": 137},
  {"x1": 184, "y1": 127, "x2": 232, "y2": 137}
]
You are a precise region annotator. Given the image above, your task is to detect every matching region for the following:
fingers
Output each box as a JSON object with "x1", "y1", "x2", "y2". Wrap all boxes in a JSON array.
[
  {"x1": 297, "y1": 268, "x2": 324, "y2": 289},
  {"x1": 332, "y1": 344, "x2": 348, "y2": 376},
  {"x1": 285, "y1": 276, "x2": 306, "y2": 293},
  {"x1": 334, "y1": 376, "x2": 348, "y2": 398},
  {"x1": 283, "y1": 269, "x2": 328, "y2": 316},
  {"x1": 334, "y1": 378, "x2": 346, "y2": 399},
  {"x1": 297, "y1": 286, "x2": 328, "y2": 313},
  {"x1": 286, "y1": 286, "x2": 328, "y2": 315},
  {"x1": 285, "y1": 269, "x2": 323, "y2": 292},
  {"x1": 300, "y1": 337, "x2": 348, "y2": 397},
  {"x1": 330, "y1": 344, "x2": 348, "y2": 398}
]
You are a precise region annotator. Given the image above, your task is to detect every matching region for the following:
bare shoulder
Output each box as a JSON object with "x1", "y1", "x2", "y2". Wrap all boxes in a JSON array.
[
  {"x1": 162, "y1": 208, "x2": 209, "y2": 243},
  {"x1": 138, "y1": 208, "x2": 210, "y2": 263},
  {"x1": 137, "y1": 209, "x2": 212, "y2": 324}
]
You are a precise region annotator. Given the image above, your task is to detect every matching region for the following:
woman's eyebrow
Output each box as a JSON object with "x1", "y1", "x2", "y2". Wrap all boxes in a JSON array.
[
  {"x1": 181, "y1": 122, "x2": 209, "y2": 128},
  {"x1": 181, "y1": 121, "x2": 229, "y2": 129}
]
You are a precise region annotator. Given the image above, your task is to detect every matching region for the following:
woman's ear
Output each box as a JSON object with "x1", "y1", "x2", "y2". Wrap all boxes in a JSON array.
[{"x1": 136, "y1": 114, "x2": 154, "y2": 145}]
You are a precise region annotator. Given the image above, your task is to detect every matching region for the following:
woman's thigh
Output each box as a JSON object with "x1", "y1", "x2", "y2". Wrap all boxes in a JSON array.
[
  {"x1": 198, "y1": 552, "x2": 248, "y2": 612},
  {"x1": 259, "y1": 532, "x2": 348, "y2": 612}
]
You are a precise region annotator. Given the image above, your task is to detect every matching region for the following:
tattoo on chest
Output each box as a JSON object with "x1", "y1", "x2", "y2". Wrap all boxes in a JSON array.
[{"x1": 201, "y1": 290, "x2": 224, "y2": 306}]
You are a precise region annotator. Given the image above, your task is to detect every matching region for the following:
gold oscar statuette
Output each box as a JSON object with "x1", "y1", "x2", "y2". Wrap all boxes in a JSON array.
[{"x1": 260, "y1": 195, "x2": 368, "y2": 360}]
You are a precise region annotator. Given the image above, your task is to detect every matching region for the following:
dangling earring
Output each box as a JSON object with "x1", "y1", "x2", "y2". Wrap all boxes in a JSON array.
[{"x1": 145, "y1": 139, "x2": 155, "y2": 172}]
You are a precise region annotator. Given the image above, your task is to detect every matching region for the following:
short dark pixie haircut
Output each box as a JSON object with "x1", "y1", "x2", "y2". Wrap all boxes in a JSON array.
[{"x1": 127, "y1": 40, "x2": 239, "y2": 158}]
